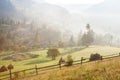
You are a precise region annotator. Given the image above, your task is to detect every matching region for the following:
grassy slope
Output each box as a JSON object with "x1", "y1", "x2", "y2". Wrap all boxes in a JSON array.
[
  {"x1": 22, "y1": 57, "x2": 120, "y2": 80},
  {"x1": 67, "y1": 46, "x2": 120, "y2": 60},
  {"x1": 0, "y1": 48, "x2": 69, "y2": 71},
  {"x1": 0, "y1": 46, "x2": 120, "y2": 72}
]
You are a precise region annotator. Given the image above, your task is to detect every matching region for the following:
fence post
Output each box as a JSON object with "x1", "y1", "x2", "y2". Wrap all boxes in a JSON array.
[
  {"x1": 9, "y1": 69, "x2": 12, "y2": 80},
  {"x1": 8, "y1": 64, "x2": 14, "y2": 80},
  {"x1": 101, "y1": 56, "x2": 103, "y2": 60},
  {"x1": 35, "y1": 65, "x2": 38, "y2": 75},
  {"x1": 81, "y1": 57, "x2": 83, "y2": 65}
]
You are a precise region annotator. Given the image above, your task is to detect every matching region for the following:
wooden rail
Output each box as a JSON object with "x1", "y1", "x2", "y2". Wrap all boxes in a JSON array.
[{"x1": 0, "y1": 53, "x2": 120, "y2": 80}]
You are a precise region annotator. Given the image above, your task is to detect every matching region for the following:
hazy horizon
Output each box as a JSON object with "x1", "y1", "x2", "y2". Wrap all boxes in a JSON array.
[{"x1": 0, "y1": 0, "x2": 120, "y2": 46}]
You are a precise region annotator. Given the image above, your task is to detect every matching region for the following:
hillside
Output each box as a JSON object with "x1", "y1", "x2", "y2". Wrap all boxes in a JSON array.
[
  {"x1": 0, "y1": 46, "x2": 120, "y2": 71},
  {"x1": 1, "y1": 0, "x2": 69, "y2": 22},
  {"x1": 21, "y1": 57, "x2": 120, "y2": 80},
  {"x1": 0, "y1": 0, "x2": 70, "y2": 51},
  {"x1": 0, "y1": 46, "x2": 120, "y2": 80}
]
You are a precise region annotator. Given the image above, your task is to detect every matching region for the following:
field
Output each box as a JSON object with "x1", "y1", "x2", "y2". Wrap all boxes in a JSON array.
[
  {"x1": 22, "y1": 57, "x2": 120, "y2": 80},
  {"x1": 0, "y1": 46, "x2": 120, "y2": 72}
]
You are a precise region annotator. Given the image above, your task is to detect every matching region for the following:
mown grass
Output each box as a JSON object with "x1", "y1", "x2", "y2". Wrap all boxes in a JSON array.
[{"x1": 22, "y1": 57, "x2": 120, "y2": 80}]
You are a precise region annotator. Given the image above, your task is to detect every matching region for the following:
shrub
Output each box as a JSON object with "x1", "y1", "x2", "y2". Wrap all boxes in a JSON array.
[
  {"x1": 47, "y1": 48, "x2": 60, "y2": 60},
  {"x1": 65, "y1": 55, "x2": 73, "y2": 66},
  {"x1": 0, "y1": 65, "x2": 8, "y2": 72},
  {"x1": 89, "y1": 53, "x2": 102, "y2": 61}
]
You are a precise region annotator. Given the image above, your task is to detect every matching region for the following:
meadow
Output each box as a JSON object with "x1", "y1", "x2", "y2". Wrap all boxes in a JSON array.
[
  {"x1": 0, "y1": 46, "x2": 120, "y2": 73},
  {"x1": 22, "y1": 57, "x2": 120, "y2": 80}
]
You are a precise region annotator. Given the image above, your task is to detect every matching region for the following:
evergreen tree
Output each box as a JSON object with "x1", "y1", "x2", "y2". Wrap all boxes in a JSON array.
[{"x1": 81, "y1": 24, "x2": 94, "y2": 47}]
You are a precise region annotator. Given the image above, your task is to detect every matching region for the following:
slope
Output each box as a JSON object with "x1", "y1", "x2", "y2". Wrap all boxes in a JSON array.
[{"x1": 21, "y1": 57, "x2": 120, "y2": 80}]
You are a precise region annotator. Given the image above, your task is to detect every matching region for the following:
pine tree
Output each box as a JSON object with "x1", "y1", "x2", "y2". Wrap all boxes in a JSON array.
[{"x1": 81, "y1": 24, "x2": 94, "y2": 47}]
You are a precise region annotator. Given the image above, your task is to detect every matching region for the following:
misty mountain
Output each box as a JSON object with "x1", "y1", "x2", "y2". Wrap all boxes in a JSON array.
[
  {"x1": 1, "y1": 0, "x2": 120, "y2": 38},
  {"x1": 0, "y1": 0, "x2": 71, "y2": 48},
  {"x1": 0, "y1": 0, "x2": 70, "y2": 25},
  {"x1": 0, "y1": 0, "x2": 16, "y2": 17}
]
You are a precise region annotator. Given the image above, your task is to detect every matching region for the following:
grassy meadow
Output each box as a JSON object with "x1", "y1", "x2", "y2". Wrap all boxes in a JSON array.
[
  {"x1": 0, "y1": 46, "x2": 120, "y2": 74},
  {"x1": 21, "y1": 57, "x2": 120, "y2": 80}
]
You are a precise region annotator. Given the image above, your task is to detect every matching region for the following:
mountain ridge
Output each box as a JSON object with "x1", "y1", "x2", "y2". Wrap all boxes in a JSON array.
[{"x1": 0, "y1": 0, "x2": 16, "y2": 17}]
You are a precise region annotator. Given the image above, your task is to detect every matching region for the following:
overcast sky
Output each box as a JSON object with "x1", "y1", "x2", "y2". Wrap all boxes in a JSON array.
[
  {"x1": 33, "y1": 0, "x2": 104, "y2": 5},
  {"x1": 31, "y1": 0, "x2": 120, "y2": 38}
]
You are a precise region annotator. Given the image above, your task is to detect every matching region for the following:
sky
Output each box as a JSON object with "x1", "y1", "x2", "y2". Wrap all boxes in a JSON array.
[
  {"x1": 45, "y1": 0, "x2": 104, "y2": 4},
  {"x1": 34, "y1": 0, "x2": 104, "y2": 5},
  {"x1": 33, "y1": 0, "x2": 105, "y2": 13}
]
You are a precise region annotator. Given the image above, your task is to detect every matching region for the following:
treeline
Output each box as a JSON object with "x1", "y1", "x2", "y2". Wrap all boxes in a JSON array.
[
  {"x1": 0, "y1": 17, "x2": 62, "y2": 51},
  {"x1": 0, "y1": 17, "x2": 119, "y2": 52}
]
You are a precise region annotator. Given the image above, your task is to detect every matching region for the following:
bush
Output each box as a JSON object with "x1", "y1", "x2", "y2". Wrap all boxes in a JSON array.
[
  {"x1": 0, "y1": 65, "x2": 8, "y2": 72},
  {"x1": 89, "y1": 53, "x2": 102, "y2": 61},
  {"x1": 65, "y1": 55, "x2": 73, "y2": 66},
  {"x1": 47, "y1": 48, "x2": 60, "y2": 60}
]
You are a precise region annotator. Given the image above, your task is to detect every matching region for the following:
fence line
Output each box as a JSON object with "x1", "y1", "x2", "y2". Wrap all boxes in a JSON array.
[{"x1": 0, "y1": 53, "x2": 120, "y2": 80}]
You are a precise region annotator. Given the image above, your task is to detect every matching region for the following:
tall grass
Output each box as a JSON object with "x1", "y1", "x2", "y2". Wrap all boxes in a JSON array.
[{"x1": 22, "y1": 57, "x2": 120, "y2": 80}]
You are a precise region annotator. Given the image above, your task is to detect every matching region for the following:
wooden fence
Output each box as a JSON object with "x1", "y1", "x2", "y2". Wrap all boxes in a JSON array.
[{"x1": 0, "y1": 53, "x2": 120, "y2": 80}]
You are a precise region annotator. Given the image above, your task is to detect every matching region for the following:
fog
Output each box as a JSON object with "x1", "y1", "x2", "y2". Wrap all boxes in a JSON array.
[
  {"x1": 11, "y1": 0, "x2": 120, "y2": 36},
  {"x1": 0, "y1": 0, "x2": 120, "y2": 49}
]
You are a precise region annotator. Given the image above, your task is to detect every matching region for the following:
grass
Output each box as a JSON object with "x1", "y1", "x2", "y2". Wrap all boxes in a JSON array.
[
  {"x1": 0, "y1": 46, "x2": 120, "y2": 72},
  {"x1": 0, "y1": 48, "x2": 67, "y2": 72},
  {"x1": 21, "y1": 57, "x2": 120, "y2": 80},
  {"x1": 65, "y1": 46, "x2": 120, "y2": 60}
]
